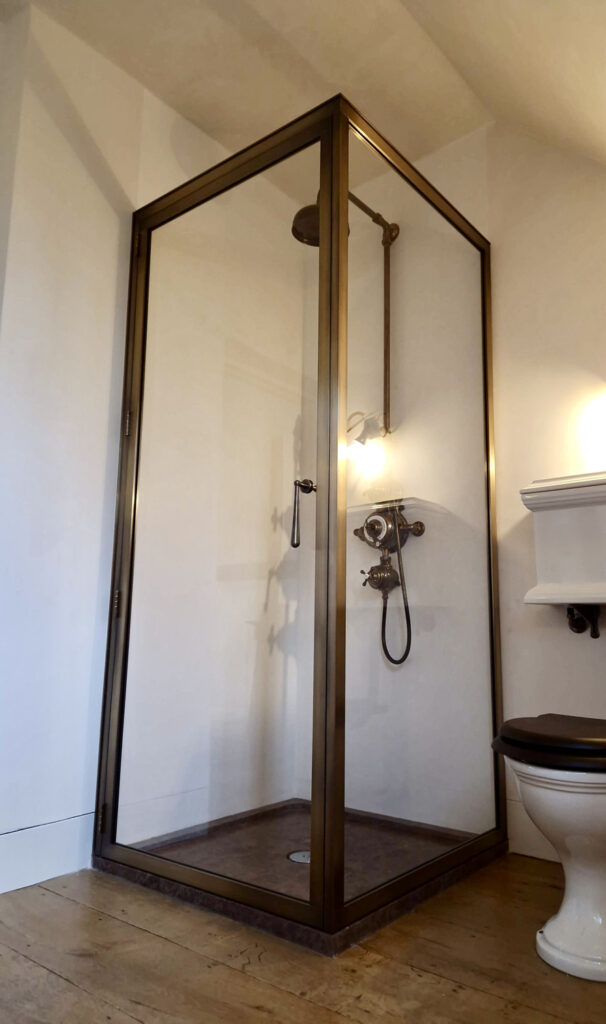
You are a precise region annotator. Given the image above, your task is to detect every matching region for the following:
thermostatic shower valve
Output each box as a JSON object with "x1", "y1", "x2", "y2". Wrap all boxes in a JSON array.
[
  {"x1": 360, "y1": 554, "x2": 400, "y2": 595},
  {"x1": 354, "y1": 501, "x2": 425, "y2": 666},
  {"x1": 354, "y1": 505, "x2": 424, "y2": 553}
]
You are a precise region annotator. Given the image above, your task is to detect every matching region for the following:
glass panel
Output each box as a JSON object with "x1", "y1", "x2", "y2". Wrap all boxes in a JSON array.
[
  {"x1": 344, "y1": 129, "x2": 496, "y2": 902},
  {"x1": 116, "y1": 143, "x2": 320, "y2": 902}
]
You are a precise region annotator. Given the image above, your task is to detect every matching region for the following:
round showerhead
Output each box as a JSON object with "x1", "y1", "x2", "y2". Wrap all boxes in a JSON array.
[{"x1": 291, "y1": 202, "x2": 320, "y2": 246}]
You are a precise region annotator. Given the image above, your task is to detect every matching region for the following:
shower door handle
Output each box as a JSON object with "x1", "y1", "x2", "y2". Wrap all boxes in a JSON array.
[{"x1": 290, "y1": 479, "x2": 316, "y2": 548}]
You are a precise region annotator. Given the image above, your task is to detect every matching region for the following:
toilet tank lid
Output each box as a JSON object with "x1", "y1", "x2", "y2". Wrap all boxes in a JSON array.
[
  {"x1": 496, "y1": 714, "x2": 606, "y2": 754},
  {"x1": 521, "y1": 472, "x2": 606, "y2": 511}
]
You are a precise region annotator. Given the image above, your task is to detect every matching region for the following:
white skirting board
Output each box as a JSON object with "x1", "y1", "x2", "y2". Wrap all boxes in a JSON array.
[{"x1": 0, "y1": 813, "x2": 93, "y2": 894}]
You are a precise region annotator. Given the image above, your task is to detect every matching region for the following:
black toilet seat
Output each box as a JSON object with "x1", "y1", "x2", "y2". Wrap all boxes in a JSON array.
[{"x1": 493, "y1": 714, "x2": 606, "y2": 771}]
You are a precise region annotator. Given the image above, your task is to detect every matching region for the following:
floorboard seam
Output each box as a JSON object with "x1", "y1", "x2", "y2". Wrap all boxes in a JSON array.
[
  {"x1": 0, "y1": 935, "x2": 146, "y2": 1023},
  {"x1": 379, "y1": 905, "x2": 551, "y2": 934},
  {"x1": 357, "y1": 940, "x2": 586, "y2": 1024},
  {"x1": 37, "y1": 885, "x2": 363, "y2": 1024},
  {"x1": 39, "y1": 882, "x2": 578, "y2": 1024}
]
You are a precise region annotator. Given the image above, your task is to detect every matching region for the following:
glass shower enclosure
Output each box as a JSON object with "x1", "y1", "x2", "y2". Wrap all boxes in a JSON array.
[{"x1": 94, "y1": 96, "x2": 505, "y2": 952}]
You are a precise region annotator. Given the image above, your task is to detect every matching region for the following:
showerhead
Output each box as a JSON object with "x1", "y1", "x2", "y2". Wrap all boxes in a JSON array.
[
  {"x1": 292, "y1": 192, "x2": 361, "y2": 246},
  {"x1": 291, "y1": 202, "x2": 319, "y2": 247}
]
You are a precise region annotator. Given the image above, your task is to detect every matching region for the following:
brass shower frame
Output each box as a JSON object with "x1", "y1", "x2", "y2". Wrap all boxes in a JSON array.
[{"x1": 93, "y1": 94, "x2": 505, "y2": 952}]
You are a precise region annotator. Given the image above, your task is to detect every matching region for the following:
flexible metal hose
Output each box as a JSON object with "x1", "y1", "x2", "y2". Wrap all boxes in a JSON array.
[{"x1": 381, "y1": 510, "x2": 412, "y2": 665}]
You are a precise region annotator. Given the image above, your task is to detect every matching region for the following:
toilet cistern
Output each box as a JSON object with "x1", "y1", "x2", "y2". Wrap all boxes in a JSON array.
[{"x1": 520, "y1": 471, "x2": 606, "y2": 637}]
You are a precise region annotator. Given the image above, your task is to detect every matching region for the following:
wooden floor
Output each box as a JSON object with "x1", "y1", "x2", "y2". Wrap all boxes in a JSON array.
[{"x1": 1, "y1": 853, "x2": 604, "y2": 1023}]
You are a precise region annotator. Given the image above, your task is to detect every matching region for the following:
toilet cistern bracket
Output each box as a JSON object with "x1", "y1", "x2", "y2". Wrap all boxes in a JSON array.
[{"x1": 567, "y1": 604, "x2": 600, "y2": 639}]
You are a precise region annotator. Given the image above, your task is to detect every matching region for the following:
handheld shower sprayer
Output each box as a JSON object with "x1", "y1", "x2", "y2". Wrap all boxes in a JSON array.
[{"x1": 354, "y1": 502, "x2": 424, "y2": 665}]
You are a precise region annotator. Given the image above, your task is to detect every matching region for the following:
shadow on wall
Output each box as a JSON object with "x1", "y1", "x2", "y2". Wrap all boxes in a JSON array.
[
  {"x1": 204, "y1": 414, "x2": 313, "y2": 826},
  {"x1": 168, "y1": 115, "x2": 226, "y2": 182},
  {"x1": 499, "y1": 511, "x2": 564, "y2": 646},
  {"x1": 345, "y1": 499, "x2": 495, "y2": 834},
  {"x1": 264, "y1": 414, "x2": 308, "y2": 803},
  {"x1": 29, "y1": 40, "x2": 136, "y2": 213}
]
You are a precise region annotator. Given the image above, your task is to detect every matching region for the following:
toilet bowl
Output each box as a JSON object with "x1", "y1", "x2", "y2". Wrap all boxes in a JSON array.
[{"x1": 493, "y1": 714, "x2": 606, "y2": 982}]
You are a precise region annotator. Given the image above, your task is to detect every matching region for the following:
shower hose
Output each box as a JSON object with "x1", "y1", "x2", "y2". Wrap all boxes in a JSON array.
[{"x1": 381, "y1": 509, "x2": 412, "y2": 665}]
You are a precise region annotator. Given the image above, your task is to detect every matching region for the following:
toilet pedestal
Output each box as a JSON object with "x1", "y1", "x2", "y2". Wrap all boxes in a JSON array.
[{"x1": 508, "y1": 757, "x2": 606, "y2": 982}]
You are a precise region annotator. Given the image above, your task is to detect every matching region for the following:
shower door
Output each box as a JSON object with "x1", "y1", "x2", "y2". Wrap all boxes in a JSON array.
[{"x1": 95, "y1": 116, "x2": 335, "y2": 927}]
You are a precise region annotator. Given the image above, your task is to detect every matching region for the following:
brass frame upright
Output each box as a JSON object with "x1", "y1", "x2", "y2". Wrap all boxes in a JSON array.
[{"x1": 94, "y1": 95, "x2": 506, "y2": 949}]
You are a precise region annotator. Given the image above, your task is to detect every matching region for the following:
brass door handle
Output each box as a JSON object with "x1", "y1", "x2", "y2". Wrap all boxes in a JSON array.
[{"x1": 290, "y1": 479, "x2": 316, "y2": 548}]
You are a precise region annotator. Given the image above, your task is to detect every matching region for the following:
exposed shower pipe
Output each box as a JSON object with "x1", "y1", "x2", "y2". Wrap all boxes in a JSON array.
[
  {"x1": 292, "y1": 191, "x2": 399, "y2": 435},
  {"x1": 347, "y1": 192, "x2": 399, "y2": 435}
]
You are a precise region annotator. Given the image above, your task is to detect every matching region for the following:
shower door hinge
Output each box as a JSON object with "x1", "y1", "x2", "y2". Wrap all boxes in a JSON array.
[
  {"x1": 124, "y1": 409, "x2": 131, "y2": 437},
  {"x1": 112, "y1": 589, "x2": 122, "y2": 619},
  {"x1": 97, "y1": 803, "x2": 107, "y2": 835}
]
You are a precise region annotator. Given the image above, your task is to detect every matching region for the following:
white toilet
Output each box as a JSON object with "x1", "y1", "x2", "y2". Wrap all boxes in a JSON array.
[{"x1": 493, "y1": 714, "x2": 606, "y2": 981}]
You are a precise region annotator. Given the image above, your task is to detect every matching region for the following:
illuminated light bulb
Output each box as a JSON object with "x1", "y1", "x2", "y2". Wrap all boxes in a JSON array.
[
  {"x1": 347, "y1": 439, "x2": 364, "y2": 461},
  {"x1": 348, "y1": 437, "x2": 386, "y2": 478},
  {"x1": 577, "y1": 391, "x2": 606, "y2": 472}
]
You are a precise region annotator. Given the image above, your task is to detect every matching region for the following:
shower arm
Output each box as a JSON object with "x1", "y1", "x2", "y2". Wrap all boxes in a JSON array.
[{"x1": 348, "y1": 192, "x2": 399, "y2": 435}]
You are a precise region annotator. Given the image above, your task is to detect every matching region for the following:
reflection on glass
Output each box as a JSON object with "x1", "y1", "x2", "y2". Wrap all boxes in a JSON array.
[
  {"x1": 344, "y1": 129, "x2": 496, "y2": 902},
  {"x1": 116, "y1": 144, "x2": 320, "y2": 901}
]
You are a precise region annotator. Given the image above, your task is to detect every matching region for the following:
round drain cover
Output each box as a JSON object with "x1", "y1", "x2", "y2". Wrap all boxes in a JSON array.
[{"x1": 287, "y1": 849, "x2": 311, "y2": 864}]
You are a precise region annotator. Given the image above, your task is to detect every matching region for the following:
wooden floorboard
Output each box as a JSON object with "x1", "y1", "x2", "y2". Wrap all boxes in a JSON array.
[
  {"x1": 0, "y1": 854, "x2": 604, "y2": 1023},
  {"x1": 0, "y1": 942, "x2": 140, "y2": 1024}
]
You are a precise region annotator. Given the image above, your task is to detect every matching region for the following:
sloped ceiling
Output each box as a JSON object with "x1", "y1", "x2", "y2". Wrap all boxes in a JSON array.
[
  {"x1": 0, "y1": 0, "x2": 27, "y2": 19},
  {"x1": 16, "y1": 0, "x2": 606, "y2": 171},
  {"x1": 402, "y1": 0, "x2": 606, "y2": 168},
  {"x1": 29, "y1": 0, "x2": 490, "y2": 163}
]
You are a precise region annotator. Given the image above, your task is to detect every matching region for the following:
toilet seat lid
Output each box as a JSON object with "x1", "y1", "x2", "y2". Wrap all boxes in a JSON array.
[{"x1": 493, "y1": 714, "x2": 606, "y2": 771}]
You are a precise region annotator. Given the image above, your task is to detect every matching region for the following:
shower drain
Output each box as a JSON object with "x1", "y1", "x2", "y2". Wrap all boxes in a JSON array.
[{"x1": 287, "y1": 849, "x2": 311, "y2": 864}]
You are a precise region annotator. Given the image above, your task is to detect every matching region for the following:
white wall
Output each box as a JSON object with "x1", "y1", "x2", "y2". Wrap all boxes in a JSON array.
[
  {"x1": 417, "y1": 123, "x2": 606, "y2": 858},
  {"x1": 0, "y1": 5, "x2": 238, "y2": 891}
]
